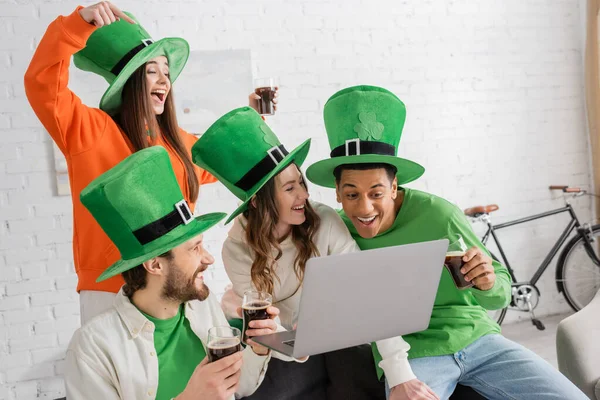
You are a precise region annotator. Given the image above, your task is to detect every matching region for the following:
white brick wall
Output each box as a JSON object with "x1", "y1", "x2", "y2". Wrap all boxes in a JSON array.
[{"x1": 0, "y1": 0, "x2": 592, "y2": 399}]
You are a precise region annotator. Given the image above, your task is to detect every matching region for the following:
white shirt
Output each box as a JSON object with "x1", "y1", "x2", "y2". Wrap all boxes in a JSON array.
[
  {"x1": 220, "y1": 201, "x2": 416, "y2": 385},
  {"x1": 65, "y1": 289, "x2": 271, "y2": 400}
]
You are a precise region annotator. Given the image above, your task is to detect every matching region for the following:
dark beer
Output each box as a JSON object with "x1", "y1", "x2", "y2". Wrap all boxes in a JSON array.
[
  {"x1": 242, "y1": 300, "x2": 270, "y2": 344},
  {"x1": 444, "y1": 251, "x2": 473, "y2": 290},
  {"x1": 255, "y1": 87, "x2": 275, "y2": 115},
  {"x1": 207, "y1": 337, "x2": 241, "y2": 362}
]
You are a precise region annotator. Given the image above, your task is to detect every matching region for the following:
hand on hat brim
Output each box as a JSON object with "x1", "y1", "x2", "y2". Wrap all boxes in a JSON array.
[{"x1": 79, "y1": 2, "x2": 136, "y2": 27}]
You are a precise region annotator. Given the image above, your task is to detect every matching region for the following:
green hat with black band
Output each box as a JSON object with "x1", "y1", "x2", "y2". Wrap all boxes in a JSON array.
[
  {"x1": 306, "y1": 85, "x2": 425, "y2": 188},
  {"x1": 74, "y1": 12, "x2": 189, "y2": 115},
  {"x1": 80, "y1": 146, "x2": 226, "y2": 282},
  {"x1": 191, "y1": 107, "x2": 311, "y2": 224}
]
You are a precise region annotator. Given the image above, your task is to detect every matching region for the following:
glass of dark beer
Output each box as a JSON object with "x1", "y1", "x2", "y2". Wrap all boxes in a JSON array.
[
  {"x1": 444, "y1": 235, "x2": 473, "y2": 290},
  {"x1": 242, "y1": 290, "x2": 272, "y2": 345},
  {"x1": 207, "y1": 326, "x2": 242, "y2": 363},
  {"x1": 254, "y1": 78, "x2": 276, "y2": 116}
]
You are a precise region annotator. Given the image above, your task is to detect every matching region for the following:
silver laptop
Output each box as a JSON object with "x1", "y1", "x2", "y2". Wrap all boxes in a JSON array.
[{"x1": 252, "y1": 239, "x2": 448, "y2": 358}]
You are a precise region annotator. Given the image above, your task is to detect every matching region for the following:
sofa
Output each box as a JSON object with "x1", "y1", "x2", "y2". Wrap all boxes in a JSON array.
[{"x1": 556, "y1": 288, "x2": 600, "y2": 399}]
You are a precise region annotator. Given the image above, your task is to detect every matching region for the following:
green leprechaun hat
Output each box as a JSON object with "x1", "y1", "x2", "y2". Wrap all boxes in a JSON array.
[
  {"x1": 80, "y1": 146, "x2": 226, "y2": 282},
  {"x1": 74, "y1": 12, "x2": 189, "y2": 115},
  {"x1": 192, "y1": 107, "x2": 311, "y2": 224},
  {"x1": 306, "y1": 85, "x2": 424, "y2": 188}
]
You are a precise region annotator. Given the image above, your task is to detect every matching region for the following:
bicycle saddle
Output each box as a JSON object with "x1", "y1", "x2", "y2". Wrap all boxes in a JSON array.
[{"x1": 464, "y1": 204, "x2": 499, "y2": 217}]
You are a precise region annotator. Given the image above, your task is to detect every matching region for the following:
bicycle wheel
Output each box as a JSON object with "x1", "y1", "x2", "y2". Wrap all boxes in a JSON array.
[
  {"x1": 556, "y1": 224, "x2": 600, "y2": 311},
  {"x1": 487, "y1": 307, "x2": 507, "y2": 326}
]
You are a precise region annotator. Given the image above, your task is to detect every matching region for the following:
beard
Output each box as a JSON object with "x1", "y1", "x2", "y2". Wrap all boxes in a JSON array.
[{"x1": 161, "y1": 263, "x2": 210, "y2": 303}]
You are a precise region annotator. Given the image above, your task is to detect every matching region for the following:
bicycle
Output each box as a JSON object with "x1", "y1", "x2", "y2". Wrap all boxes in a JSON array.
[{"x1": 464, "y1": 185, "x2": 600, "y2": 330}]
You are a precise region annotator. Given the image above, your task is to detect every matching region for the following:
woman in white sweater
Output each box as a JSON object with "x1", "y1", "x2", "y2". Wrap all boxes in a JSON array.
[
  {"x1": 222, "y1": 198, "x2": 357, "y2": 330},
  {"x1": 192, "y1": 107, "x2": 386, "y2": 399}
]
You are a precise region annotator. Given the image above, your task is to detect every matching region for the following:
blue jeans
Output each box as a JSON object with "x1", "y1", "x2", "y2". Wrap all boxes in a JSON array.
[{"x1": 385, "y1": 334, "x2": 587, "y2": 400}]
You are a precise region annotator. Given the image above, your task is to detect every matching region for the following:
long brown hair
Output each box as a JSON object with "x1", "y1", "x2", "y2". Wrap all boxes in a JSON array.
[
  {"x1": 242, "y1": 165, "x2": 321, "y2": 296},
  {"x1": 116, "y1": 64, "x2": 199, "y2": 203}
]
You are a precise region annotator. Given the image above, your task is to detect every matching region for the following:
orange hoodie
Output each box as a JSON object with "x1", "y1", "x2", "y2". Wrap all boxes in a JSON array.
[{"x1": 24, "y1": 8, "x2": 217, "y2": 293}]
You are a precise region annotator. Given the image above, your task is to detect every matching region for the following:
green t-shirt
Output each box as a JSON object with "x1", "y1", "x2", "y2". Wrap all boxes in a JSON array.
[
  {"x1": 141, "y1": 305, "x2": 207, "y2": 400},
  {"x1": 339, "y1": 188, "x2": 511, "y2": 376}
]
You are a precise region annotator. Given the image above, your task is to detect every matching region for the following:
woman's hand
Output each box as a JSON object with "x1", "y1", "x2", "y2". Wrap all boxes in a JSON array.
[{"x1": 79, "y1": 2, "x2": 135, "y2": 27}]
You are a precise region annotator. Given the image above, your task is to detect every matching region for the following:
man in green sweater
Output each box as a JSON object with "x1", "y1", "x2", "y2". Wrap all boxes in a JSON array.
[{"x1": 306, "y1": 85, "x2": 587, "y2": 400}]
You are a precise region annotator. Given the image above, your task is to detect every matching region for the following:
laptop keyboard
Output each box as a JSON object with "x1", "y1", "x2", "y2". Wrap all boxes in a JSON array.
[{"x1": 283, "y1": 339, "x2": 295, "y2": 347}]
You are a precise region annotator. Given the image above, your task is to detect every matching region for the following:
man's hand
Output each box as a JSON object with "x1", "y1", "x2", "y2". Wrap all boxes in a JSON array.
[
  {"x1": 462, "y1": 246, "x2": 496, "y2": 291},
  {"x1": 79, "y1": 2, "x2": 135, "y2": 27},
  {"x1": 248, "y1": 88, "x2": 279, "y2": 113},
  {"x1": 389, "y1": 379, "x2": 439, "y2": 400},
  {"x1": 237, "y1": 305, "x2": 280, "y2": 356},
  {"x1": 177, "y1": 352, "x2": 243, "y2": 400}
]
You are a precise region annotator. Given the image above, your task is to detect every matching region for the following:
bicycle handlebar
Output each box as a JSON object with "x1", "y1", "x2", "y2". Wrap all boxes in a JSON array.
[{"x1": 549, "y1": 185, "x2": 584, "y2": 193}]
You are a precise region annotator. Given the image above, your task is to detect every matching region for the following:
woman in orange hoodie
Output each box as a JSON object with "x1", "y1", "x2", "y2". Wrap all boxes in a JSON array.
[{"x1": 24, "y1": 2, "x2": 270, "y2": 323}]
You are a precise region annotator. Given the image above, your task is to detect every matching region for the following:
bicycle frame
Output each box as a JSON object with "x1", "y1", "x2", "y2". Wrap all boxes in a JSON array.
[{"x1": 480, "y1": 204, "x2": 600, "y2": 285}]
